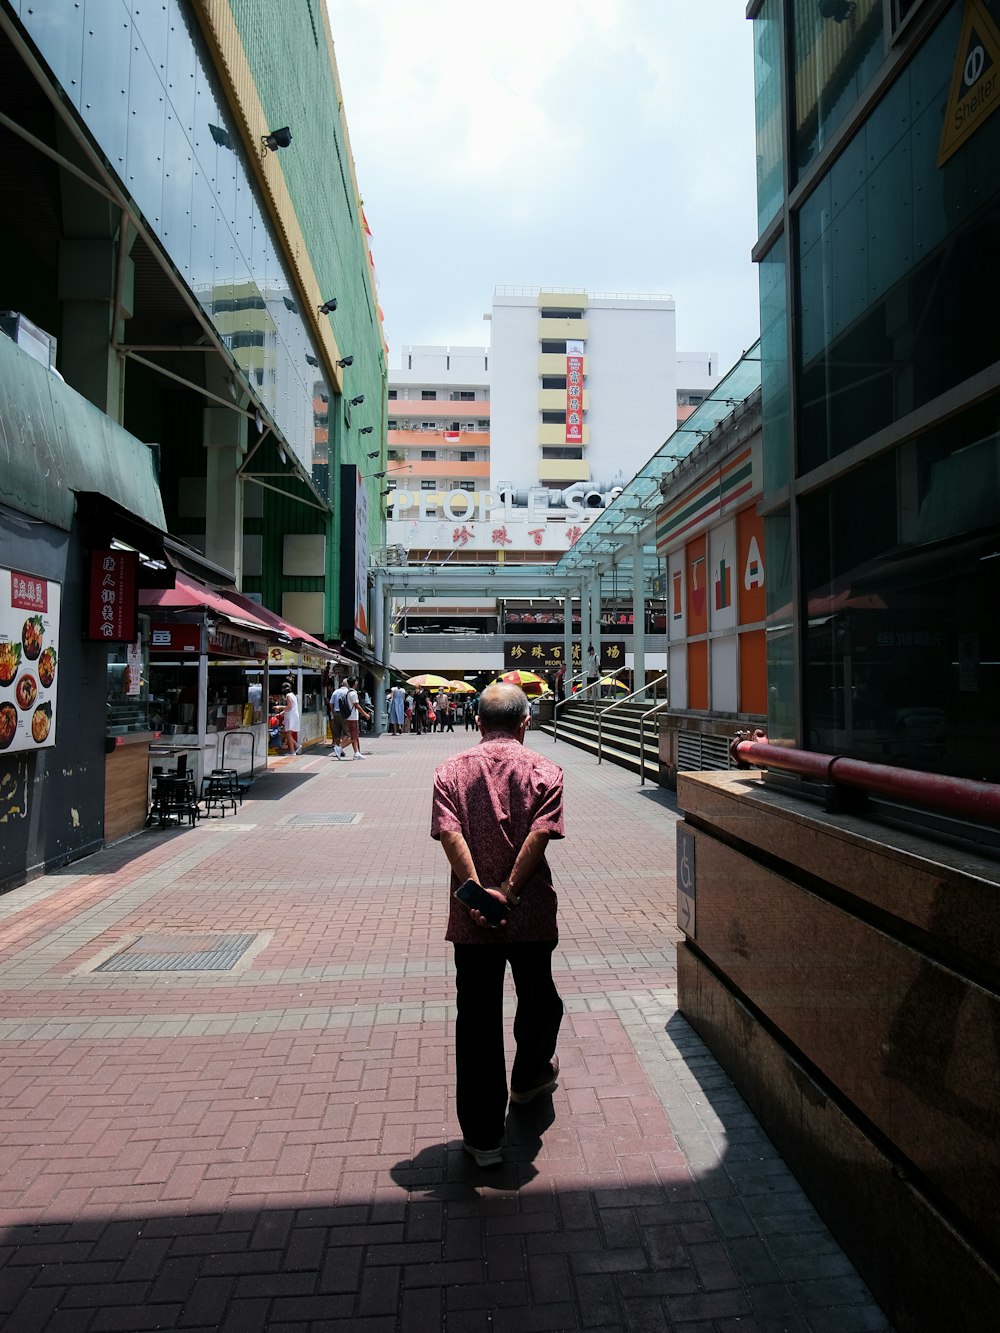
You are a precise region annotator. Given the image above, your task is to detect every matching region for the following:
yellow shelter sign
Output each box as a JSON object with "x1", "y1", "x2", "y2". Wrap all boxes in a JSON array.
[{"x1": 938, "y1": 0, "x2": 1000, "y2": 165}]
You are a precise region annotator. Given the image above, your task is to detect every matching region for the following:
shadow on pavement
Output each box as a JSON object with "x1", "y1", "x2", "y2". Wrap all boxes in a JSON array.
[{"x1": 243, "y1": 771, "x2": 320, "y2": 801}]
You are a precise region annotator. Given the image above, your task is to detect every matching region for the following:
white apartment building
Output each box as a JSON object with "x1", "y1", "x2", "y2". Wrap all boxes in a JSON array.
[{"x1": 488, "y1": 286, "x2": 718, "y2": 497}]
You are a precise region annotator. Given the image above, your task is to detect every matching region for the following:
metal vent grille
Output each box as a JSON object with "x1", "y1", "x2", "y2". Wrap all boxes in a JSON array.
[
  {"x1": 677, "y1": 731, "x2": 734, "y2": 774},
  {"x1": 287, "y1": 812, "x2": 360, "y2": 826},
  {"x1": 96, "y1": 932, "x2": 257, "y2": 973}
]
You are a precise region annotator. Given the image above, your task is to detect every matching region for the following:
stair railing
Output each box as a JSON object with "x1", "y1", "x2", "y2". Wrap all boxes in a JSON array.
[
  {"x1": 552, "y1": 665, "x2": 628, "y2": 741},
  {"x1": 597, "y1": 672, "x2": 669, "y2": 767},
  {"x1": 638, "y1": 697, "x2": 672, "y2": 785}
]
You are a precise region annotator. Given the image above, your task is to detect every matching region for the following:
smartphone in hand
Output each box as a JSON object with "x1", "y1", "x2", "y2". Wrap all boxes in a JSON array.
[{"x1": 454, "y1": 879, "x2": 509, "y2": 928}]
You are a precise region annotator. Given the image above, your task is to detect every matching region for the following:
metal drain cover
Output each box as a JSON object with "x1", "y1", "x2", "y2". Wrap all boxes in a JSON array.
[
  {"x1": 96, "y1": 932, "x2": 258, "y2": 973},
  {"x1": 287, "y1": 812, "x2": 360, "y2": 826}
]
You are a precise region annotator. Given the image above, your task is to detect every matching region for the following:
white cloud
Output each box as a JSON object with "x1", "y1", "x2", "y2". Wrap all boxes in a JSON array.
[{"x1": 328, "y1": 0, "x2": 761, "y2": 372}]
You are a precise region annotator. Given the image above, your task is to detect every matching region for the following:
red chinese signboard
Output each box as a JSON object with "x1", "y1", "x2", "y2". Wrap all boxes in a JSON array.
[
  {"x1": 565, "y1": 354, "x2": 584, "y2": 443},
  {"x1": 150, "y1": 622, "x2": 200, "y2": 654},
  {"x1": 87, "y1": 549, "x2": 138, "y2": 642}
]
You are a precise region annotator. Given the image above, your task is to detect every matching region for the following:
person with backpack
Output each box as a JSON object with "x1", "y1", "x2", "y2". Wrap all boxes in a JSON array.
[
  {"x1": 329, "y1": 679, "x2": 351, "y2": 757},
  {"x1": 338, "y1": 675, "x2": 369, "y2": 759}
]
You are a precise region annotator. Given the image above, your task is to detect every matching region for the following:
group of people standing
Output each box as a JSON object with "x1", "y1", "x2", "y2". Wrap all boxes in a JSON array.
[{"x1": 386, "y1": 684, "x2": 480, "y2": 735}]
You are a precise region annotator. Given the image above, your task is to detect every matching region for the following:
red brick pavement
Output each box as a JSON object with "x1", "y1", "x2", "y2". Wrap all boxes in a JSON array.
[{"x1": 0, "y1": 731, "x2": 890, "y2": 1331}]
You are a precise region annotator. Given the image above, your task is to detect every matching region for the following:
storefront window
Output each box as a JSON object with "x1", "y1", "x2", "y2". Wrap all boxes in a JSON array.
[
  {"x1": 793, "y1": 0, "x2": 884, "y2": 177},
  {"x1": 800, "y1": 407, "x2": 1000, "y2": 781},
  {"x1": 797, "y1": 3, "x2": 1000, "y2": 472},
  {"x1": 754, "y1": 0, "x2": 785, "y2": 234},
  {"x1": 106, "y1": 618, "x2": 151, "y2": 735}
]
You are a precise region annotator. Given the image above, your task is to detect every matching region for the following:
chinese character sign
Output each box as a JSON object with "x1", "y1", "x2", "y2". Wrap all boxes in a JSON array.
[
  {"x1": 566, "y1": 353, "x2": 584, "y2": 443},
  {"x1": 87, "y1": 550, "x2": 138, "y2": 642},
  {"x1": 1, "y1": 566, "x2": 61, "y2": 753}
]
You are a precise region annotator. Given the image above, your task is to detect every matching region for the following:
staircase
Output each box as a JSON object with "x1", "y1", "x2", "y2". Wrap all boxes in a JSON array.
[{"x1": 537, "y1": 698, "x2": 660, "y2": 782}]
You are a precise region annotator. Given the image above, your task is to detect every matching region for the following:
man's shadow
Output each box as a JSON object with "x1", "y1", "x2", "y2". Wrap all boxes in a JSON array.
[{"x1": 390, "y1": 1100, "x2": 556, "y2": 1195}]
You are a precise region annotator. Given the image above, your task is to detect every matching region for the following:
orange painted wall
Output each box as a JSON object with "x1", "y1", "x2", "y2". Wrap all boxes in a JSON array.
[
  {"x1": 686, "y1": 535, "x2": 708, "y2": 637},
  {"x1": 688, "y1": 641, "x2": 709, "y2": 710},
  {"x1": 739, "y1": 629, "x2": 767, "y2": 715},
  {"x1": 737, "y1": 505, "x2": 766, "y2": 625}
]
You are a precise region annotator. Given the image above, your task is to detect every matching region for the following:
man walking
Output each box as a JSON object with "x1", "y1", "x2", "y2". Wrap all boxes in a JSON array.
[{"x1": 431, "y1": 682, "x2": 564, "y2": 1168}]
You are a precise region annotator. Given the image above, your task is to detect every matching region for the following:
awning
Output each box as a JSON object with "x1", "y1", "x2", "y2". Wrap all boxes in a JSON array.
[
  {"x1": 139, "y1": 572, "x2": 285, "y2": 645},
  {"x1": 1, "y1": 332, "x2": 166, "y2": 533},
  {"x1": 222, "y1": 589, "x2": 344, "y2": 661}
]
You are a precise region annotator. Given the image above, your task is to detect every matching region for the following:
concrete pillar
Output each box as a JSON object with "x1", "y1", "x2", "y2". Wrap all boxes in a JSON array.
[
  {"x1": 372, "y1": 573, "x2": 387, "y2": 736},
  {"x1": 578, "y1": 581, "x2": 590, "y2": 687},
  {"x1": 590, "y1": 573, "x2": 602, "y2": 668},
  {"x1": 57, "y1": 233, "x2": 132, "y2": 417},
  {"x1": 203, "y1": 362, "x2": 248, "y2": 582},
  {"x1": 56, "y1": 131, "x2": 133, "y2": 417},
  {"x1": 632, "y1": 535, "x2": 646, "y2": 700}
]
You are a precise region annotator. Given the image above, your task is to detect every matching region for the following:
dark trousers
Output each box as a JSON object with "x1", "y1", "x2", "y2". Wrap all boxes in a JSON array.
[{"x1": 453, "y1": 941, "x2": 562, "y2": 1148}]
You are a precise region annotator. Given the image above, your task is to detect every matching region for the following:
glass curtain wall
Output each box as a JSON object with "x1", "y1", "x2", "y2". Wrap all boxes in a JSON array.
[{"x1": 13, "y1": 0, "x2": 330, "y2": 476}]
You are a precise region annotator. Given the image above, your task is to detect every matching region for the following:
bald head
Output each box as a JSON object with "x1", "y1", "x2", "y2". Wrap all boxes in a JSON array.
[{"x1": 477, "y1": 683, "x2": 530, "y2": 734}]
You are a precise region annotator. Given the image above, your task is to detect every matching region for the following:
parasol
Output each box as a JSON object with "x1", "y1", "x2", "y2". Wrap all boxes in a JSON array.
[{"x1": 406, "y1": 673, "x2": 451, "y2": 689}]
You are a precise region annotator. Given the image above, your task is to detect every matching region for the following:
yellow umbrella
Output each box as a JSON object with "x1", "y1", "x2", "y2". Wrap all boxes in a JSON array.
[
  {"x1": 599, "y1": 676, "x2": 629, "y2": 690},
  {"x1": 446, "y1": 680, "x2": 476, "y2": 693},
  {"x1": 494, "y1": 669, "x2": 549, "y2": 695},
  {"x1": 406, "y1": 673, "x2": 451, "y2": 689}
]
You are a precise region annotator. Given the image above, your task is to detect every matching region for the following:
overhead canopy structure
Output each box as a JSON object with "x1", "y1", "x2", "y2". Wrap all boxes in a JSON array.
[{"x1": 553, "y1": 343, "x2": 762, "y2": 578}]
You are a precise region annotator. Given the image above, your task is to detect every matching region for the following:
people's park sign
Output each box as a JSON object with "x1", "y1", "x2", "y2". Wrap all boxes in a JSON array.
[{"x1": 386, "y1": 487, "x2": 600, "y2": 552}]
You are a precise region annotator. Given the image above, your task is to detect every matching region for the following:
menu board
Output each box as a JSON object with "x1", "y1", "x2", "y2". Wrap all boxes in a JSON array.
[{"x1": 0, "y1": 567, "x2": 61, "y2": 754}]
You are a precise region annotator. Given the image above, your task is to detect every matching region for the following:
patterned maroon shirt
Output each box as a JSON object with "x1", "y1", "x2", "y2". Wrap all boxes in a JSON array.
[{"x1": 431, "y1": 734, "x2": 565, "y2": 944}]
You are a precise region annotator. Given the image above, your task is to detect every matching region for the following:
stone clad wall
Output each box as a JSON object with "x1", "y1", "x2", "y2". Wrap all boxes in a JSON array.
[{"x1": 676, "y1": 770, "x2": 1000, "y2": 1333}]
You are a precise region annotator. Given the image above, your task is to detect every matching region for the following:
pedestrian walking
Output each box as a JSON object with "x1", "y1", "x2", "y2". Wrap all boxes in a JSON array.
[
  {"x1": 329, "y1": 680, "x2": 351, "y2": 758},
  {"x1": 388, "y1": 684, "x2": 406, "y2": 735},
  {"x1": 343, "y1": 676, "x2": 369, "y2": 758},
  {"x1": 431, "y1": 682, "x2": 565, "y2": 1168},
  {"x1": 280, "y1": 680, "x2": 301, "y2": 754}
]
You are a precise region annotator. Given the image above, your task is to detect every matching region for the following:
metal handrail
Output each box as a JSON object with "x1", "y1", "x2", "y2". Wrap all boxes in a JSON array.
[
  {"x1": 552, "y1": 663, "x2": 616, "y2": 741},
  {"x1": 552, "y1": 665, "x2": 589, "y2": 742},
  {"x1": 554, "y1": 665, "x2": 629, "y2": 740},
  {"x1": 597, "y1": 672, "x2": 668, "y2": 766},
  {"x1": 639, "y1": 697, "x2": 672, "y2": 785}
]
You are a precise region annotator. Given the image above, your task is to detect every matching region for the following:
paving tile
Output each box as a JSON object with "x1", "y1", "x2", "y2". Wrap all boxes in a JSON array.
[{"x1": 0, "y1": 734, "x2": 892, "y2": 1332}]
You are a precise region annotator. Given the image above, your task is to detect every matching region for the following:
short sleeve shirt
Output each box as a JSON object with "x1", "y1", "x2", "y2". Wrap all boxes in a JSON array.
[{"x1": 431, "y1": 734, "x2": 564, "y2": 944}]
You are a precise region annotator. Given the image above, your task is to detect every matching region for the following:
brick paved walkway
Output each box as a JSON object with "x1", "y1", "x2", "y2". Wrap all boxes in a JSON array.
[{"x1": 0, "y1": 731, "x2": 892, "y2": 1331}]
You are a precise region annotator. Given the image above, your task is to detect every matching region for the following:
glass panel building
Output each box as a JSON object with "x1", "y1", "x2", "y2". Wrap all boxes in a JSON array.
[{"x1": 751, "y1": 0, "x2": 1000, "y2": 784}]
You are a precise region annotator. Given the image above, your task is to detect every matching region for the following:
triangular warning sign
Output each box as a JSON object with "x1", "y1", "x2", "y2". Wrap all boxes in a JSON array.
[{"x1": 938, "y1": 0, "x2": 1000, "y2": 165}]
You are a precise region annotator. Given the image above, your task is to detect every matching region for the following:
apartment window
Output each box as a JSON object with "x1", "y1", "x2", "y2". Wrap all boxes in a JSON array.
[
  {"x1": 450, "y1": 421, "x2": 461, "y2": 432},
  {"x1": 450, "y1": 390, "x2": 476, "y2": 401},
  {"x1": 421, "y1": 389, "x2": 437, "y2": 400},
  {"x1": 542, "y1": 411, "x2": 567, "y2": 424},
  {"x1": 421, "y1": 450, "x2": 437, "y2": 460},
  {"x1": 542, "y1": 376, "x2": 567, "y2": 389},
  {"x1": 540, "y1": 340, "x2": 568, "y2": 354},
  {"x1": 420, "y1": 480, "x2": 436, "y2": 490},
  {"x1": 478, "y1": 420, "x2": 489, "y2": 430},
  {"x1": 458, "y1": 481, "x2": 475, "y2": 491},
  {"x1": 539, "y1": 308, "x2": 583, "y2": 319},
  {"x1": 388, "y1": 389, "x2": 397, "y2": 399},
  {"x1": 420, "y1": 422, "x2": 437, "y2": 430},
  {"x1": 541, "y1": 447, "x2": 583, "y2": 459},
  {"x1": 387, "y1": 419, "x2": 398, "y2": 430},
  {"x1": 459, "y1": 451, "x2": 476, "y2": 462},
  {"x1": 386, "y1": 479, "x2": 397, "y2": 489}
]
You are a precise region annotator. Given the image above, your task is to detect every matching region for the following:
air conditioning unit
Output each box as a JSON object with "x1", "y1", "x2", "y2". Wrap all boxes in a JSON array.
[{"x1": 0, "y1": 311, "x2": 58, "y2": 370}]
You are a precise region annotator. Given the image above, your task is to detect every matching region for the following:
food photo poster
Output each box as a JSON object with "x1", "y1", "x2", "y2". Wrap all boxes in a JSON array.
[{"x1": 0, "y1": 568, "x2": 60, "y2": 754}]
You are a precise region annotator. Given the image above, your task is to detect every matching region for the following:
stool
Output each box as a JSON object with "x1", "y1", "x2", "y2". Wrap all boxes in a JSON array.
[{"x1": 201, "y1": 772, "x2": 238, "y2": 818}]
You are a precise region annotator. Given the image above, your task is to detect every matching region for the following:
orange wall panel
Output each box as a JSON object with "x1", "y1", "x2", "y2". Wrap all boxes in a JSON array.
[
  {"x1": 686, "y1": 535, "x2": 708, "y2": 638},
  {"x1": 737, "y1": 504, "x2": 766, "y2": 626},
  {"x1": 688, "y1": 640, "x2": 709, "y2": 710},
  {"x1": 738, "y1": 629, "x2": 767, "y2": 715}
]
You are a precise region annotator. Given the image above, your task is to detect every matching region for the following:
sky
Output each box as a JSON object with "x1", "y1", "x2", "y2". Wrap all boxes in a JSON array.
[{"x1": 327, "y1": 2, "x2": 761, "y2": 378}]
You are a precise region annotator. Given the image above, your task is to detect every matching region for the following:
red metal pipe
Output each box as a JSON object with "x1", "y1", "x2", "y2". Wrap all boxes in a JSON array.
[{"x1": 731, "y1": 730, "x2": 1000, "y2": 825}]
